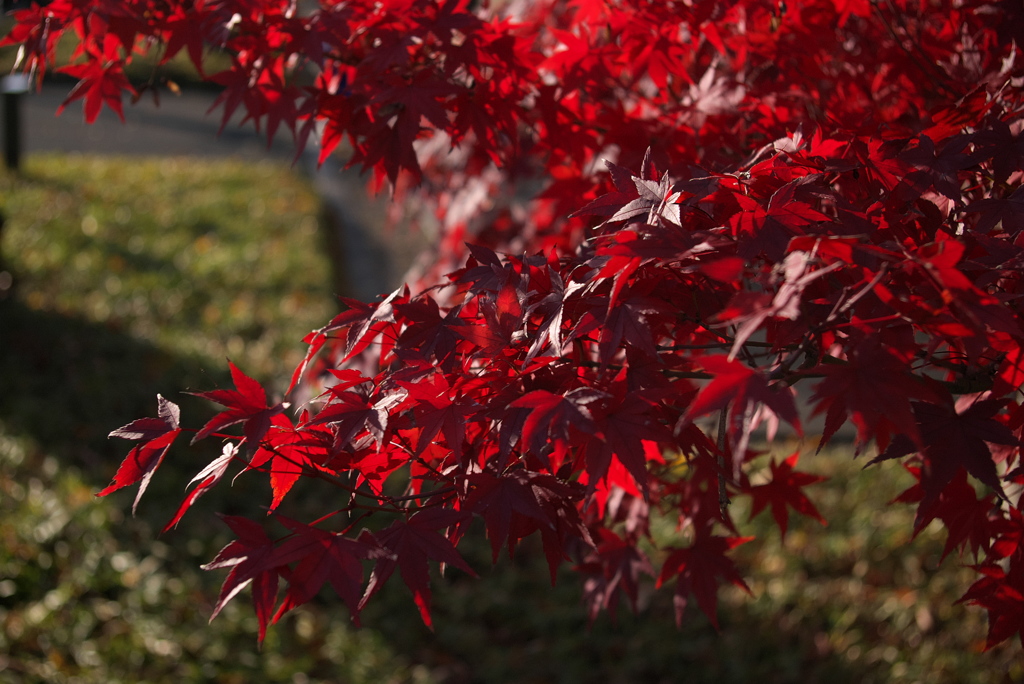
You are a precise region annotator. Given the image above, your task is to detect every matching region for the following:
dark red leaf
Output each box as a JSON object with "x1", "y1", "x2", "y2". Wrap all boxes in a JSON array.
[
  {"x1": 464, "y1": 469, "x2": 591, "y2": 580},
  {"x1": 271, "y1": 522, "x2": 374, "y2": 625},
  {"x1": 872, "y1": 398, "x2": 1019, "y2": 523},
  {"x1": 577, "y1": 528, "x2": 655, "y2": 621},
  {"x1": 56, "y1": 61, "x2": 135, "y2": 123},
  {"x1": 656, "y1": 533, "x2": 753, "y2": 628},
  {"x1": 203, "y1": 515, "x2": 280, "y2": 644},
  {"x1": 746, "y1": 452, "x2": 827, "y2": 539},
  {"x1": 101, "y1": 395, "x2": 182, "y2": 513},
  {"x1": 190, "y1": 361, "x2": 287, "y2": 449},
  {"x1": 163, "y1": 442, "x2": 238, "y2": 532},
  {"x1": 959, "y1": 564, "x2": 1024, "y2": 649},
  {"x1": 811, "y1": 335, "x2": 940, "y2": 451},
  {"x1": 360, "y1": 509, "x2": 476, "y2": 628},
  {"x1": 682, "y1": 355, "x2": 800, "y2": 463}
]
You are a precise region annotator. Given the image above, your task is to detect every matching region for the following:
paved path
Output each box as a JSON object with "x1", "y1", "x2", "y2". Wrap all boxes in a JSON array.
[
  {"x1": 22, "y1": 83, "x2": 295, "y2": 159},
  {"x1": 14, "y1": 82, "x2": 404, "y2": 301}
]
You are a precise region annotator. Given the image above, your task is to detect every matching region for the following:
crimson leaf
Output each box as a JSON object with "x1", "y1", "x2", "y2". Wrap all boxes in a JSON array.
[{"x1": 101, "y1": 394, "x2": 182, "y2": 513}]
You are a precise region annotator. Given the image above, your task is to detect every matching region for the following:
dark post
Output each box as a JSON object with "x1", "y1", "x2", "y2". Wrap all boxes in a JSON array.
[
  {"x1": 2, "y1": 74, "x2": 29, "y2": 172},
  {"x1": 0, "y1": 211, "x2": 10, "y2": 301}
]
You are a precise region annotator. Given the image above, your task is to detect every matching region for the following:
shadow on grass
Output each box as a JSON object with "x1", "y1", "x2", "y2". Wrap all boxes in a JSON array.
[
  {"x1": 0, "y1": 295, "x2": 865, "y2": 683},
  {"x1": 0, "y1": 296, "x2": 230, "y2": 475},
  {"x1": 348, "y1": 526, "x2": 867, "y2": 684},
  {"x1": 0, "y1": 295, "x2": 948, "y2": 683}
]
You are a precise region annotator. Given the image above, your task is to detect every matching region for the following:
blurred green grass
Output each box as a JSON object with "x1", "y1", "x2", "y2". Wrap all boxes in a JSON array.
[
  {"x1": 0, "y1": 154, "x2": 1020, "y2": 683},
  {"x1": 0, "y1": 155, "x2": 428, "y2": 683},
  {"x1": 1, "y1": 155, "x2": 338, "y2": 463}
]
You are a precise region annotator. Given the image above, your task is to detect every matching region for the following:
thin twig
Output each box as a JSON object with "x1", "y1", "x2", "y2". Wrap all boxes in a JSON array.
[
  {"x1": 716, "y1": 408, "x2": 730, "y2": 518},
  {"x1": 872, "y1": 0, "x2": 962, "y2": 100}
]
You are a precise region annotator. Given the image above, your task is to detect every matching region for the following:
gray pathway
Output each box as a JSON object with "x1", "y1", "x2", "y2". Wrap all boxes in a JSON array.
[
  {"x1": 22, "y1": 83, "x2": 295, "y2": 160},
  {"x1": 14, "y1": 82, "x2": 402, "y2": 301}
]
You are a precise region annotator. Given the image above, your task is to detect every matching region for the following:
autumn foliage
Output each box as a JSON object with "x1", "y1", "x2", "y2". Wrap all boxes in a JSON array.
[{"x1": 6, "y1": 0, "x2": 1024, "y2": 649}]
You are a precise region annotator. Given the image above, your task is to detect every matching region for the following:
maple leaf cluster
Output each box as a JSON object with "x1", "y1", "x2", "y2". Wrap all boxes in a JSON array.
[{"x1": 7, "y1": 0, "x2": 1024, "y2": 648}]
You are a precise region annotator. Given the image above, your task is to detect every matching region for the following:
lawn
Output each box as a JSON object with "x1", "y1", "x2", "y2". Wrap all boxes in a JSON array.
[
  {"x1": 0, "y1": 154, "x2": 1020, "y2": 683},
  {"x1": 0, "y1": 155, "x2": 424, "y2": 683}
]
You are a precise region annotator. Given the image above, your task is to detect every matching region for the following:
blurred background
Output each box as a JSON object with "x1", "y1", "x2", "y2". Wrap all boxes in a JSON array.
[{"x1": 0, "y1": 24, "x2": 1022, "y2": 684}]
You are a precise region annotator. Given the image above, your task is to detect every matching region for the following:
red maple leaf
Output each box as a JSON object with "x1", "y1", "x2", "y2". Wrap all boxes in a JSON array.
[
  {"x1": 577, "y1": 528, "x2": 655, "y2": 621},
  {"x1": 464, "y1": 469, "x2": 591, "y2": 579},
  {"x1": 746, "y1": 452, "x2": 827, "y2": 539},
  {"x1": 685, "y1": 356, "x2": 798, "y2": 427},
  {"x1": 203, "y1": 515, "x2": 281, "y2": 644},
  {"x1": 56, "y1": 60, "x2": 135, "y2": 124},
  {"x1": 899, "y1": 134, "x2": 974, "y2": 202},
  {"x1": 270, "y1": 518, "x2": 376, "y2": 626},
  {"x1": 583, "y1": 388, "x2": 672, "y2": 496},
  {"x1": 811, "y1": 334, "x2": 939, "y2": 451},
  {"x1": 965, "y1": 185, "x2": 1024, "y2": 235},
  {"x1": 248, "y1": 414, "x2": 311, "y2": 511},
  {"x1": 972, "y1": 118, "x2": 1024, "y2": 185},
  {"x1": 959, "y1": 564, "x2": 1024, "y2": 649},
  {"x1": 895, "y1": 466, "x2": 1001, "y2": 561},
  {"x1": 308, "y1": 384, "x2": 387, "y2": 448},
  {"x1": 596, "y1": 290, "x2": 668, "y2": 364},
  {"x1": 159, "y1": 8, "x2": 211, "y2": 76},
  {"x1": 682, "y1": 355, "x2": 800, "y2": 466},
  {"x1": 853, "y1": 137, "x2": 911, "y2": 191},
  {"x1": 731, "y1": 179, "x2": 830, "y2": 261},
  {"x1": 100, "y1": 394, "x2": 182, "y2": 513},
  {"x1": 510, "y1": 387, "x2": 595, "y2": 450},
  {"x1": 393, "y1": 297, "x2": 466, "y2": 369},
  {"x1": 656, "y1": 532, "x2": 753, "y2": 628},
  {"x1": 399, "y1": 373, "x2": 477, "y2": 462},
  {"x1": 919, "y1": 88, "x2": 990, "y2": 143},
  {"x1": 163, "y1": 442, "x2": 239, "y2": 532},
  {"x1": 453, "y1": 280, "x2": 525, "y2": 356},
  {"x1": 359, "y1": 508, "x2": 476, "y2": 628},
  {"x1": 524, "y1": 265, "x2": 584, "y2": 363},
  {"x1": 322, "y1": 289, "x2": 404, "y2": 366},
  {"x1": 873, "y1": 398, "x2": 1019, "y2": 521},
  {"x1": 190, "y1": 361, "x2": 287, "y2": 450},
  {"x1": 716, "y1": 250, "x2": 842, "y2": 357}
]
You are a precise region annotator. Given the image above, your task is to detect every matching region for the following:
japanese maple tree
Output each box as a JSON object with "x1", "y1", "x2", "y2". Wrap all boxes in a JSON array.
[{"x1": 6, "y1": 0, "x2": 1024, "y2": 650}]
